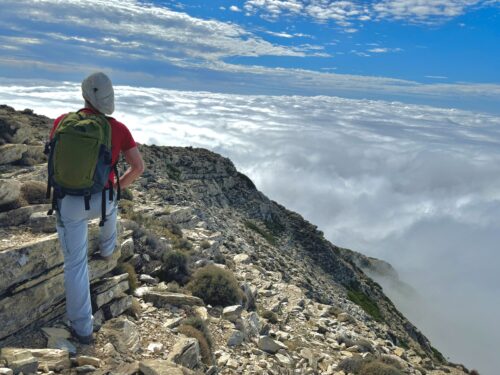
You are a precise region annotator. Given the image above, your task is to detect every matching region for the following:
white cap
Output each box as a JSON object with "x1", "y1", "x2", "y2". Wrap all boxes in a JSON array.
[{"x1": 81, "y1": 72, "x2": 115, "y2": 115}]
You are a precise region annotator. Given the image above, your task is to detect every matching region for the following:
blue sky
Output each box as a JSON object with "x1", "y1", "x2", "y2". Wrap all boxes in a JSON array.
[{"x1": 0, "y1": 0, "x2": 499, "y2": 112}]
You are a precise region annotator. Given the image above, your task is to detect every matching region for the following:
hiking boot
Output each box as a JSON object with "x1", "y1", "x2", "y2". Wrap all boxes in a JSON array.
[{"x1": 70, "y1": 328, "x2": 94, "y2": 345}]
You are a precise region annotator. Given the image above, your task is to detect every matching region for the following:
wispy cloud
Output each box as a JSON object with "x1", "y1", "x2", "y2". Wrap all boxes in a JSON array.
[{"x1": 244, "y1": 0, "x2": 495, "y2": 25}]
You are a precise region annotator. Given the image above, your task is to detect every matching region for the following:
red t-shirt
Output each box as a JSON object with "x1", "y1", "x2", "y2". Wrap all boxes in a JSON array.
[{"x1": 50, "y1": 108, "x2": 137, "y2": 185}]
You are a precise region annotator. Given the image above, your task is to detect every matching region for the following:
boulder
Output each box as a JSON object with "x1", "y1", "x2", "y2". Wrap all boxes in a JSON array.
[
  {"x1": 120, "y1": 238, "x2": 135, "y2": 261},
  {"x1": 142, "y1": 291, "x2": 204, "y2": 308},
  {"x1": 0, "y1": 348, "x2": 38, "y2": 375},
  {"x1": 222, "y1": 305, "x2": 243, "y2": 323},
  {"x1": 103, "y1": 295, "x2": 133, "y2": 319},
  {"x1": 0, "y1": 180, "x2": 21, "y2": 207},
  {"x1": 167, "y1": 338, "x2": 201, "y2": 370},
  {"x1": 0, "y1": 368, "x2": 13, "y2": 375},
  {"x1": 28, "y1": 211, "x2": 56, "y2": 233},
  {"x1": 139, "y1": 360, "x2": 184, "y2": 375},
  {"x1": 0, "y1": 144, "x2": 27, "y2": 165},
  {"x1": 100, "y1": 317, "x2": 140, "y2": 354},
  {"x1": 0, "y1": 204, "x2": 50, "y2": 227},
  {"x1": 227, "y1": 330, "x2": 245, "y2": 347},
  {"x1": 257, "y1": 336, "x2": 288, "y2": 354},
  {"x1": 27, "y1": 349, "x2": 71, "y2": 371}
]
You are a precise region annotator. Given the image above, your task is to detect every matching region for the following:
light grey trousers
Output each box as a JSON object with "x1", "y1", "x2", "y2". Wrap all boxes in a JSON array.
[{"x1": 55, "y1": 190, "x2": 118, "y2": 337}]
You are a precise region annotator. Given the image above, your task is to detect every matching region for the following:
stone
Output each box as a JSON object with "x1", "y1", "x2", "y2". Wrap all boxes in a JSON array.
[
  {"x1": 222, "y1": 305, "x2": 242, "y2": 323},
  {"x1": 100, "y1": 317, "x2": 140, "y2": 354},
  {"x1": 103, "y1": 295, "x2": 133, "y2": 319},
  {"x1": 275, "y1": 353, "x2": 293, "y2": 367},
  {"x1": 163, "y1": 317, "x2": 184, "y2": 329},
  {"x1": 0, "y1": 179, "x2": 21, "y2": 207},
  {"x1": 120, "y1": 238, "x2": 135, "y2": 261},
  {"x1": 0, "y1": 204, "x2": 50, "y2": 227},
  {"x1": 227, "y1": 330, "x2": 245, "y2": 347},
  {"x1": 337, "y1": 313, "x2": 355, "y2": 324},
  {"x1": 257, "y1": 336, "x2": 288, "y2": 354},
  {"x1": 28, "y1": 212, "x2": 56, "y2": 233},
  {"x1": 139, "y1": 359, "x2": 184, "y2": 375},
  {"x1": 193, "y1": 306, "x2": 208, "y2": 321},
  {"x1": 0, "y1": 144, "x2": 27, "y2": 165},
  {"x1": 92, "y1": 278, "x2": 129, "y2": 309},
  {"x1": 226, "y1": 358, "x2": 239, "y2": 369},
  {"x1": 243, "y1": 312, "x2": 260, "y2": 338},
  {"x1": 394, "y1": 347, "x2": 405, "y2": 357},
  {"x1": 75, "y1": 365, "x2": 96, "y2": 373},
  {"x1": 27, "y1": 349, "x2": 70, "y2": 371},
  {"x1": 0, "y1": 348, "x2": 38, "y2": 375},
  {"x1": 167, "y1": 338, "x2": 201, "y2": 370},
  {"x1": 241, "y1": 282, "x2": 257, "y2": 310},
  {"x1": 47, "y1": 337, "x2": 77, "y2": 356},
  {"x1": 233, "y1": 253, "x2": 251, "y2": 264},
  {"x1": 139, "y1": 274, "x2": 158, "y2": 285},
  {"x1": 142, "y1": 291, "x2": 204, "y2": 308},
  {"x1": 217, "y1": 353, "x2": 230, "y2": 367},
  {"x1": 0, "y1": 248, "x2": 118, "y2": 340},
  {"x1": 76, "y1": 356, "x2": 101, "y2": 368},
  {"x1": 147, "y1": 343, "x2": 164, "y2": 353},
  {"x1": 0, "y1": 368, "x2": 13, "y2": 375},
  {"x1": 133, "y1": 286, "x2": 152, "y2": 298}
]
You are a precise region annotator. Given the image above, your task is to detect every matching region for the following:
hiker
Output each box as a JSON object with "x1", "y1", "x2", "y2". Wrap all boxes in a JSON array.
[{"x1": 46, "y1": 72, "x2": 145, "y2": 344}]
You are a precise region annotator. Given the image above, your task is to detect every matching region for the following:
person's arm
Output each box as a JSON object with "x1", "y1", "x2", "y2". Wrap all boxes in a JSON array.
[{"x1": 115, "y1": 146, "x2": 145, "y2": 190}]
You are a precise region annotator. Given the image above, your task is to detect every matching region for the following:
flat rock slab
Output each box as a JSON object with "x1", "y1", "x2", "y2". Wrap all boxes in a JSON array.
[
  {"x1": 0, "y1": 144, "x2": 27, "y2": 165},
  {"x1": 0, "y1": 204, "x2": 50, "y2": 227},
  {"x1": 139, "y1": 359, "x2": 184, "y2": 375},
  {"x1": 100, "y1": 317, "x2": 140, "y2": 354},
  {"x1": 167, "y1": 338, "x2": 201, "y2": 370},
  {"x1": 142, "y1": 291, "x2": 204, "y2": 308},
  {"x1": 0, "y1": 348, "x2": 38, "y2": 375},
  {"x1": 27, "y1": 349, "x2": 71, "y2": 371},
  {"x1": 0, "y1": 179, "x2": 21, "y2": 206}
]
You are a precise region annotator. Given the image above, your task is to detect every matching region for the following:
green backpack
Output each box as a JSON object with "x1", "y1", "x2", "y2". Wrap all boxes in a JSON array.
[{"x1": 45, "y1": 110, "x2": 120, "y2": 226}]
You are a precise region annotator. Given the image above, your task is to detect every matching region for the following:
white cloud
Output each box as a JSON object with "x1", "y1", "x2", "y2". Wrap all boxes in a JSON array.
[
  {"x1": 1, "y1": 81, "x2": 498, "y2": 374},
  {"x1": 245, "y1": 0, "x2": 494, "y2": 25},
  {"x1": 229, "y1": 5, "x2": 242, "y2": 12}
]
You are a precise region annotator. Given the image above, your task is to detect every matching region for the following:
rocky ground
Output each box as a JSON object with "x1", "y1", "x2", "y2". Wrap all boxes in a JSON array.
[{"x1": 0, "y1": 105, "x2": 475, "y2": 375}]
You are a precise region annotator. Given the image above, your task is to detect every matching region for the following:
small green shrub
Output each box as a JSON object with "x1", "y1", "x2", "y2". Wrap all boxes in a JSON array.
[
  {"x1": 347, "y1": 288, "x2": 383, "y2": 322},
  {"x1": 470, "y1": 370, "x2": 480, "y2": 375},
  {"x1": 175, "y1": 238, "x2": 193, "y2": 251},
  {"x1": 261, "y1": 310, "x2": 279, "y2": 324},
  {"x1": 200, "y1": 240, "x2": 211, "y2": 249},
  {"x1": 182, "y1": 316, "x2": 213, "y2": 348},
  {"x1": 116, "y1": 262, "x2": 139, "y2": 292},
  {"x1": 160, "y1": 250, "x2": 190, "y2": 284},
  {"x1": 361, "y1": 360, "x2": 404, "y2": 375},
  {"x1": 337, "y1": 357, "x2": 404, "y2": 375},
  {"x1": 121, "y1": 188, "x2": 134, "y2": 201},
  {"x1": 244, "y1": 220, "x2": 277, "y2": 245},
  {"x1": 167, "y1": 222, "x2": 183, "y2": 237},
  {"x1": 187, "y1": 265, "x2": 243, "y2": 307},
  {"x1": 431, "y1": 346, "x2": 445, "y2": 363},
  {"x1": 21, "y1": 181, "x2": 48, "y2": 205},
  {"x1": 177, "y1": 325, "x2": 212, "y2": 365},
  {"x1": 127, "y1": 297, "x2": 142, "y2": 318}
]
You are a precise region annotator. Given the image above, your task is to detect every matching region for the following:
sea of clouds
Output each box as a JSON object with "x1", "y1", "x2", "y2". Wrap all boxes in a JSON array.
[{"x1": 1, "y1": 81, "x2": 499, "y2": 374}]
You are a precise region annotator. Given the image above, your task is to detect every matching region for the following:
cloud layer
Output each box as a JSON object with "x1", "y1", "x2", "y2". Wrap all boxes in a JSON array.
[{"x1": 1, "y1": 80, "x2": 499, "y2": 373}]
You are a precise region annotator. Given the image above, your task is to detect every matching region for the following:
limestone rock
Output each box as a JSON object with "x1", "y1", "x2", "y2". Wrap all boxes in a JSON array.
[
  {"x1": 0, "y1": 348, "x2": 38, "y2": 375},
  {"x1": 143, "y1": 291, "x2": 204, "y2": 308},
  {"x1": 120, "y1": 238, "x2": 135, "y2": 261},
  {"x1": 0, "y1": 144, "x2": 27, "y2": 165},
  {"x1": 222, "y1": 305, "x2": 243, "y2": 323},
  {"x1": 76, "y1": 356, "x2": 101, "y2": 368},
  {"x1": 75, "y1": 365, "x2": 96, "y2": 373},
  {"x1": 0, "y1": 180, "x2": 20, "y2": 207},
  {"x1": 0, "y1": 368, "x2": 13, "y2": 375},
  {"x1": 103, "y1": 295, "x2": 133, "y2": 319},
  {"x1": 139, "y1": 359, "x2": 184, "y2": 375},
  {"x1": 0, "y1": 204, "x2": 50, "y2": 227},
  {"x1": 258, "y1": 336, "x2": 288, "y2": 354},
  {"x1": 227, "y1": 330, "x2": 245, "y2": 347},
  {"x1": 163, "y1": 317, "x2": 184, "y2": 329},
  {"x1": 100, "y1": 317, "x2": 140, "y2": 354},
  {"x1": 28, "y1": 349, "x2": 70, "y2": 371},
  {"x1": 28, "y1": 211, "x2": 56, "y2": 233},
  {"x1": 233, "y1": 253, "x2": 251, "y2": 264},
  {"x1": 167, "y1": 338, "x2": 201, "y2": 370},
  {"x1": 92, "y1": 276, "x2": 129, "y2": 309}
]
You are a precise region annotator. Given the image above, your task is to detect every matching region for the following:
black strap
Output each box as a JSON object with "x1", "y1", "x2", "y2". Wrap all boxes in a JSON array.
[
  {"x1": 46, "y1": 179, "x2": 52, "y2": 200},
  {"x1": 47, "y1": 189, "x2": 58, "y2": 216},
  {"x1": 113, "y1": 164, "x2": 121, "y2": 201},
  {"x1": 99, "y1": 189, "x2": 106, "y2": 227},
  {"x1": 84, "y1": 193, "x2": 91, "y2": 211},
  {"x1": 108, "y1": 180, "x2": 114, "y2": 201}
]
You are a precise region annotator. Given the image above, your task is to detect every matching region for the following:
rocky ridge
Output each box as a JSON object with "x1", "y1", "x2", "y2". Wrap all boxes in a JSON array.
[{"x1": 0, "y1": 104, "x2": 473, "y2": 374}]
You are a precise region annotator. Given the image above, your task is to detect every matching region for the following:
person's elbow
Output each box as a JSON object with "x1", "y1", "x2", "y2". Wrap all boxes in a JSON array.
[{"x1": 136, "y1": 159, "x2": 145, "y2": 175}]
